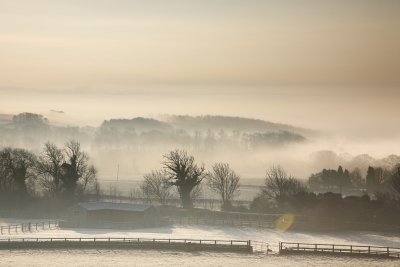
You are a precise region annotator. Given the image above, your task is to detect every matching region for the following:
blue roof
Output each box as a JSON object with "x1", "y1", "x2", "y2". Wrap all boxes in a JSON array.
[{"x1": 77, "y1": 202, "x2": 153, "y2": 212}]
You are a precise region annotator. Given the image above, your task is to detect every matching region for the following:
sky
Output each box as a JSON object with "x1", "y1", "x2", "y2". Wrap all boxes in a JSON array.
[{"x1": 1, "y1": 0, "x2": 400, "y2": 142}]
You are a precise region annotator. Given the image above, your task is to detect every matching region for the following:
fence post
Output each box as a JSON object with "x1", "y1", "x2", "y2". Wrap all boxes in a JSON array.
[
  {"x1": 333, "y1": 245, "x2": 335, "y2": 253},
  {"x1": 314, "y1": 244, "x2": 317, "y2": 251},
  {"x1": 350, "y1": 245, "x2": 352, "y2": 254},
  {"x1": 368, "y1": 246, "x2": 370, "y2": 254},
  {"x1": 387, "y1": 247, "x2": 390, "y2": 257}
]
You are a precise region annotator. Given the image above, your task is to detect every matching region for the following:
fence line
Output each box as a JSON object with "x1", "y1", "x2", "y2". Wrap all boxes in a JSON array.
[
  {"x1": 0, "y1": 237, "x2": 255, "y2": 253},
  {"x1": 279, "y1": 242, "x2": 400, "y2": 258},
  {"x1": 0, "y1": 221, "x2": 59, "y2": 235},
  {"x1": 167, "y1": 216, "x2": 279, "y2": 229}
]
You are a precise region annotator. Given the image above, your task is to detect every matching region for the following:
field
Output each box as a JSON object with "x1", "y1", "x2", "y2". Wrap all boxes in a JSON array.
[
  {"x1": 1, "y1": 218, "x2": 400, "y2": 266},
  {"x1": 2, "y1": 249, "x2": 400, "y2": 267}
]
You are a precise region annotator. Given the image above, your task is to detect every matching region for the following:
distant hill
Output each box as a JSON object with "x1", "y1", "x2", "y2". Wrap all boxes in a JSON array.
[
  {"x1": 100, "y1": 117, "x2": 172, "y2": 133},
  {"x1": 0, "y1": 112, "x2": 310, "y2": 149},
  {"x1": 164, "y1": 115, "x2": 314, "y2": 135}
]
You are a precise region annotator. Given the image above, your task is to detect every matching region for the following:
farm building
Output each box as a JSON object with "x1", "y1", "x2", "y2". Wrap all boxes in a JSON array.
[{"x1": 61, "y1": 202, "x2": 165, "y2": 229}]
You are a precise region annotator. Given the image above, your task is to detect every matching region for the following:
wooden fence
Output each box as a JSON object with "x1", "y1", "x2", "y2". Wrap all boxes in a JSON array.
[
  {"x1": 167, "y1": 216, "x2": 286, "y2": 229},
  {"x1": 0, "y1": 221, "x2": 59, "y2": 235},
  {"x1": 279, "y1": 242, "x2": 400, "y2": 258},
  {"x1": 0, "y1": 237, "x2": 254, "y2": 253}
]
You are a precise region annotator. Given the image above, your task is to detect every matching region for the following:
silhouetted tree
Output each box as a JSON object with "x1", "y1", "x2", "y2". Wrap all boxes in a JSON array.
[
  {"x1": 337, "y1": 166, "x2": 344, "y2": 193},
  {"x1": 365, "y1": 166, "x2": 378, "y2": 192},
  {"x1": 141, "y1": 170, "x2": 172, "y2": 204},
  {"x1": 262, "y1": 166, "x2": 306, "y2": 209},
  {"x1": 78, "y1": 166, "x2": 97, "y2": 194},
  {"x1": 36, "y1": 143, "x2": 64, "y2": 197},
  {"x1": 60, "y1": 140, "x2": 96, "y2": 198},
  {"x1": 310, "y1": 166, "x2": 354, "y2": 193},
  {"x1": 0, "y1": 148, "x2": 37, "y2": 196},
  {"x1": 162, "y1": 149, "x2": 205, "y2": 209},
  {"x1": 206, "y1": 163, "x2": 240, "y2": 209},
  {"x1": 37, "y1": 141, "x2": 97, "y2": 198},
  {"x1": 391, "y1": 167, "x2": 400, "y2": 197}
]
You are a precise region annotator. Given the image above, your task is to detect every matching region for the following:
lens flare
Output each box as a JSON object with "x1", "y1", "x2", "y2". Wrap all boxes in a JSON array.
[{"x1": 276, "y1": 213, "x2": 296, "y2": 232}]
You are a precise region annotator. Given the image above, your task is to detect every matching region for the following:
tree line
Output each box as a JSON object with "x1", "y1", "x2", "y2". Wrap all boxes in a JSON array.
[
  {"x1": 140, "y1": 149, "x2": 241, "y2": 209},
  {"x1": 3, "y1": 141, "x2": 400, "y2": 227},
  {"x1": 249, "y1": 165, "x2": 400, "y2": 227},
  {"x1": 308, "y1": 165, "x2": 400, "y2": 194},
  {"x1": 0, "y1": 140, "x2": 98, "y2": 203}
]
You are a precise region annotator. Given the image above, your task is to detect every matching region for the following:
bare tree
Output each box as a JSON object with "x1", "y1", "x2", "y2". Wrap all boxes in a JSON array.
[
  {"x1": 77, "y1": 166, "x2": 97, "y2": 195},
  {"x1": 36, "y1": 142, "x2": 64, "y2": 197},
  {"x1": 206, "y1": 163, "x2": 240, "y2": 207},
  {"x1": 262, "y1": 165, "x2": 306, "y2": 208},
  {"x1": 140, "y1": 170, "x2": 172, "y2": 204},
  {"x1": 0, "y1": 148, "x2": 37, "y2": 196},
  {"x1": 61, "y1": 140, "x2": 97, "y2": 197},
  {"x1": 162, "y1": 149, "x2": 205, "y2": 209},
  {"x1": 37, "y1": 141, "x2": 97, "y2": 198}
]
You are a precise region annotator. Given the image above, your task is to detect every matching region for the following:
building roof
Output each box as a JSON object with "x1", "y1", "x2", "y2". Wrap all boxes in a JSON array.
[{"x1": 77, "y1": 202, "x2": 153, "y2": 212}]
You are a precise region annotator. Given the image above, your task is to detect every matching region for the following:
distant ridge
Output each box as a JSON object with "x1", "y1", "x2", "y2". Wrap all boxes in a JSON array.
[
  {"x1": 163, "y1": 115, "x2": 315, "y2": 135},
  {"x1": 101, "y1": 117, "x2": 172, "y2": 133}
]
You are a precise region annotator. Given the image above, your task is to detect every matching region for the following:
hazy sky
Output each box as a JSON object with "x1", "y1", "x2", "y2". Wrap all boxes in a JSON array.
[
  {"x1": 1, "y1": 0, "x2": 400, "y2": 88},
  {"x1": 1, "y1": 0, "x2": 400, "y2": 141}
]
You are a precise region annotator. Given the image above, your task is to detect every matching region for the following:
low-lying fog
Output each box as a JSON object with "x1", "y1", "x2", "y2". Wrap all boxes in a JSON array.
[{"x1": 1, "y1": 88, "x2": 399, "y2": 182}]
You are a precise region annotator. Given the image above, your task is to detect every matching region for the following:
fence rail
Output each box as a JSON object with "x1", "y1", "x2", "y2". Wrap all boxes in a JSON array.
[
  {"x1": 279, "y1": 242, "x2": 400, "y2": 258},
  {"x1": 0, "y1": 237, "x2": 254, "y2": 253},
  {"x1": 168, "y1": 217, "x2": 279, "y2": 228},
  {"x1": 0, "y1": 221, "x2": 59, "y2": 235}
]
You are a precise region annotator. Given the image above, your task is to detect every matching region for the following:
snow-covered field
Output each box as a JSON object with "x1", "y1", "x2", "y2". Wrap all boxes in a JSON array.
[
  {"x1": 2, "y1": 224, "x2": 400, "y2": 250},
  {"x1": 1, "y1": 249, "x2": 399, "y2": 267},
  {"x1": 1, "y1": 219, "x2": 400, "y2": 266}
]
